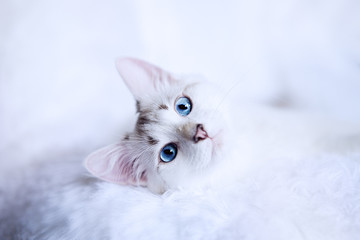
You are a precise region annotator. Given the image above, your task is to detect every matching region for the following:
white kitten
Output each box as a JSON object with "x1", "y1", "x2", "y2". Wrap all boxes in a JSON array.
[{"x1": 85, "y1": 58, "x2": 230, "y2": 194}]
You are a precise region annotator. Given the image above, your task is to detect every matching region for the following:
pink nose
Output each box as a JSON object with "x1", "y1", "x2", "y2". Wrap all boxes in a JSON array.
[{"x1": 194, "y1": 124, "x2": 208, "y2": 143}]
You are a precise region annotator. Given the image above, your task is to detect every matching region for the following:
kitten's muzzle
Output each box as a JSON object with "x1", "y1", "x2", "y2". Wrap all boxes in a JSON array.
[{"x1": 194, "y1": 124, "x2": 208, "y2": 143}]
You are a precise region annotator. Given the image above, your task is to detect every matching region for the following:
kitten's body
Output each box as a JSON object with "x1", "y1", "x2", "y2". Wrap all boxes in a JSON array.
[{"x1": 1, "y1": 59, "x2": 360, "y2": 239}]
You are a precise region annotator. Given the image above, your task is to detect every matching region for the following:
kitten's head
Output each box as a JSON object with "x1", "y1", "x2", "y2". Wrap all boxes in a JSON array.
[{"x1": 85, "y1": 58, "x2": 229, "y2": 193}]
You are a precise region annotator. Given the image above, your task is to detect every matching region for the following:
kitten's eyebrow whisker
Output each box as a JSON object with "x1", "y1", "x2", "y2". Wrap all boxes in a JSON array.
[
  {"x1": 205, "y1": 79, "x2": 241, "y2": 123},
  {"x1": 205, "y1": 87, "x2": 232, "y2": 122},
  {"x1": 214, "y1": 78, "x2": 241, "y2": 112},
  {"x1": 212, "y1": 57, "x2": 261, "y2": 114}
]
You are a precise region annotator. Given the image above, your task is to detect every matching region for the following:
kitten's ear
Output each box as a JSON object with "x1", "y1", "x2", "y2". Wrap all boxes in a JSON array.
[
  {"x1": 84, "y1": 143, "x2": 147, "y2": 186},
  {"x1": 115, "y1": 58, "x2": 174, "y2": 99}
]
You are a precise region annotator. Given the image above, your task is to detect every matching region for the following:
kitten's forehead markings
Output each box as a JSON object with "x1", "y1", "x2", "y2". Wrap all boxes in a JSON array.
[
  {"x1": 159, "y1": 104, "x2": 168, "y2": 110},
  {"x1": 147, "y1": 136, "x2": 159, "y2": 145},
  {"x1": 137, "y1": 114, "x2": 152, "y2": 126},
  {"x1": 135, "y1": 111, "x2": 159, "y2": 137},
  {"x1": 135, "y1": 114, "x2": 152, "y2": 135},
  {"x1": 133, "y1": 99, "x2": 170, "y2": 148}
]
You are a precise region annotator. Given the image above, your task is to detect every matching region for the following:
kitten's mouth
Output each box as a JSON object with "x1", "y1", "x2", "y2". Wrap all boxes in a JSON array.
[
  {"x1": 209, "y1": 131, "x2": 223, "y2": 147},
  {"x1": 208, "y1": 130, "x2": 224, "y2": 157}
]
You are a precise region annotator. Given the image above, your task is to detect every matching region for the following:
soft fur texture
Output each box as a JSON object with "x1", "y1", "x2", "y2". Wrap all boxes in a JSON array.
[{"x1": 1, "y1": 58, "x2": 360, "y2": 239}]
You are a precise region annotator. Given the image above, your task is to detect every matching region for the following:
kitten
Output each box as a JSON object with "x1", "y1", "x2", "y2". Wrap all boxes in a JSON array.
[{"x1": 84, "y1": 58, "x2": 230, "y2": 194}]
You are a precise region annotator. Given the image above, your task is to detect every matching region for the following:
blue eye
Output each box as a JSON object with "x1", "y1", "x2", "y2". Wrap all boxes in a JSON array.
[
  {"x1": 160, "y1": 143, "x2": 177, "y2": 163},
  {"x1": 175, "y1": 97, "x2": 192, "y2": 116}
]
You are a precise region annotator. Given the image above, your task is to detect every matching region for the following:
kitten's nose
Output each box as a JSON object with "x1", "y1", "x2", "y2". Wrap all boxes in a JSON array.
[{"x1": 194, "y1": 124, "x2": 208, "y2": 143}]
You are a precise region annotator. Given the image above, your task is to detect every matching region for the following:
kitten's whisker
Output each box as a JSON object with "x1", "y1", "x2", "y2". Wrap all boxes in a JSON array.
[
  {"x1": 212, "y1": 57, "x2": 261, "y2": 115},
  {"x1": 215, "y1": 78, "x2": 241, "y2": 112}
]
